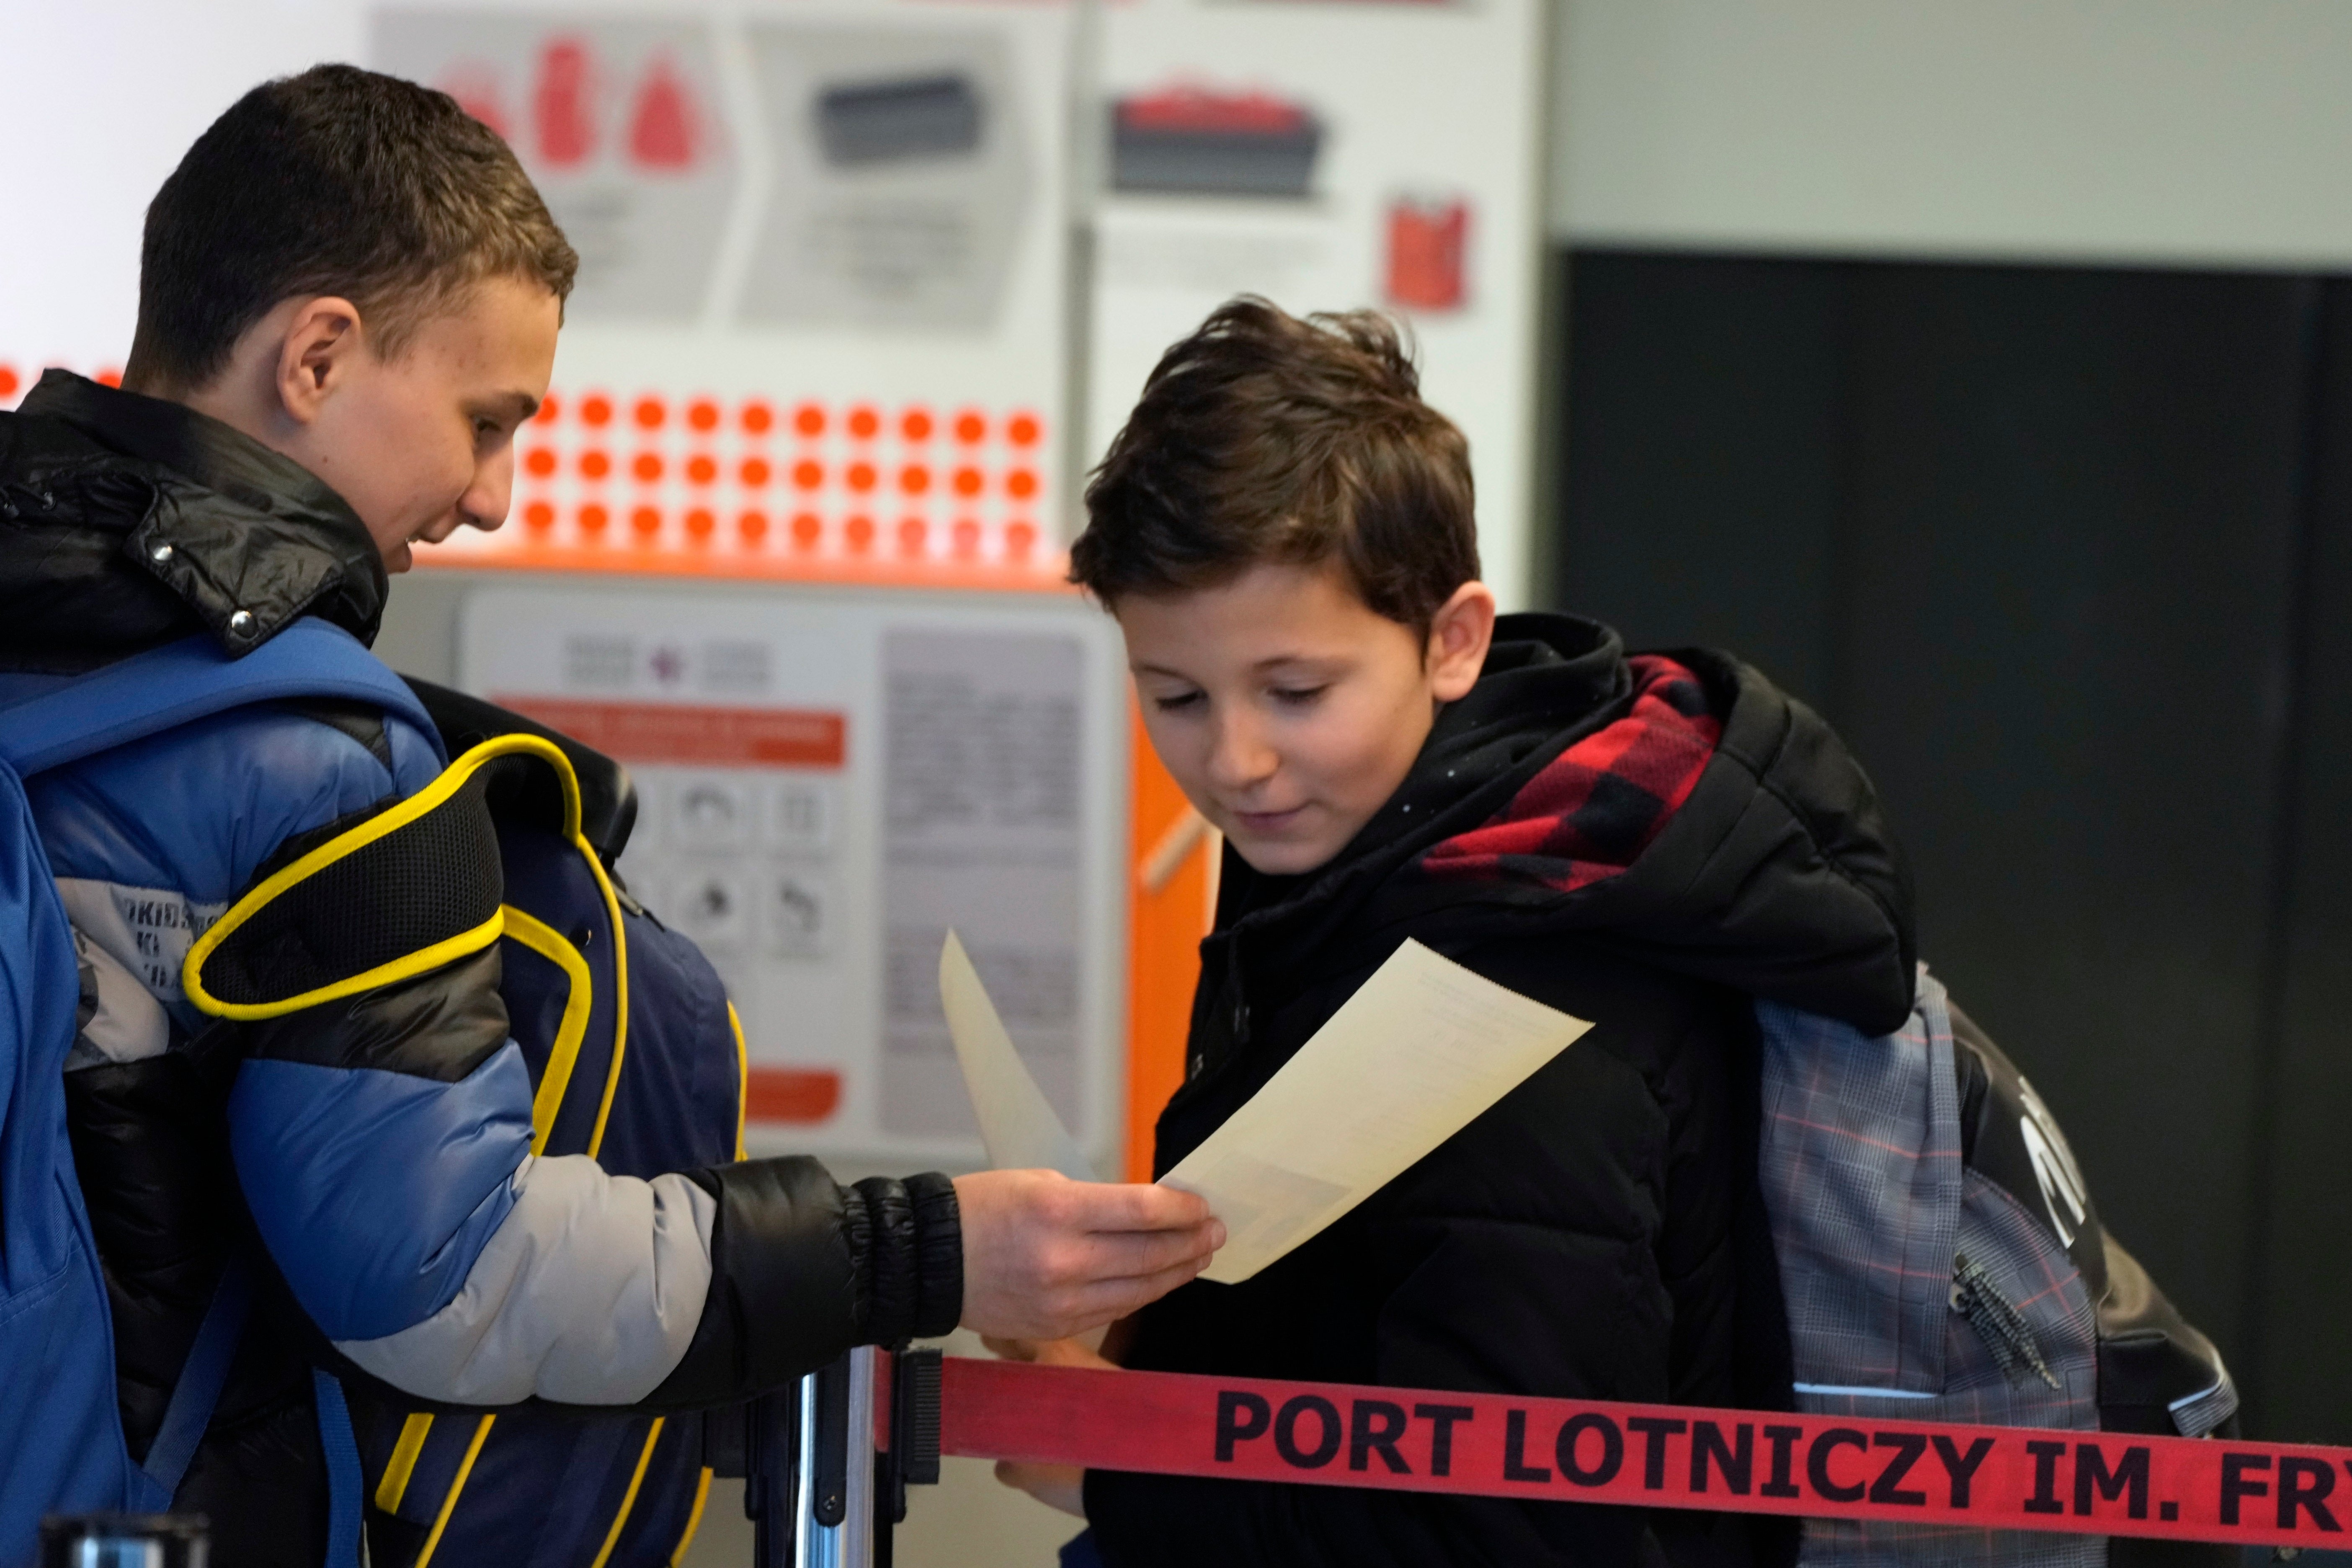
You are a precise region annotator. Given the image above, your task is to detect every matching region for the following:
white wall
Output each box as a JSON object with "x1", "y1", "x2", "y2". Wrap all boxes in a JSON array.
[
  {"x1": 0, "y1": 2, "x2": 365, "y2": 371},
  {"x1": 1552, "y1": 0, "x2": 2352, "y2": 271}
]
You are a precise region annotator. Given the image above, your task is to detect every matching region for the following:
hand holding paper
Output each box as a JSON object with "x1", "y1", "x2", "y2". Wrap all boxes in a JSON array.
[
  {"x1": 943, "y1": 931, "x2": 1591, "y2": 1291},
  {"x1": 944, "y1": 930, "x2": 1220, "y2": 1337}
]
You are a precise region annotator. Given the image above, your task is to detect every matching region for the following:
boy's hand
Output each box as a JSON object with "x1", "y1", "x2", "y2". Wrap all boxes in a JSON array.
[
  {"x1": 952, "y1": 1171, "x2": 1222, "y2": 1341},
  {"x1": 984, "y1": 1336, "x2": 1122, "y2": 1518}
]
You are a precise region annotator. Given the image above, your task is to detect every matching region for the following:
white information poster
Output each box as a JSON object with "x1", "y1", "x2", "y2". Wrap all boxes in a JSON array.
[
  {"x1": 372, "y1": 2, "x2": 1076, "y2": 578},
  {"x1": 457, "y1": 581, "x2": 1127, "y2": 1168},
  {"x1": 1087, "y1": 0, "x2": 1550, "y2": 608}
]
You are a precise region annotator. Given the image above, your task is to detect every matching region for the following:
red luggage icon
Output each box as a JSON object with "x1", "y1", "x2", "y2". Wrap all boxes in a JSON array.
[{"x1": 1386, "y1": 197, "x2": 1470, "y2": 312}]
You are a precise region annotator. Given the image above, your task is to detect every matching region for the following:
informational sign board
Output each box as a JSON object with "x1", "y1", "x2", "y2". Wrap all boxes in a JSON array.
[
  {"x1": 372, "y1": 2, "x2": 1075, "y2": 579},
  {"x1": 1086, "y1": 0, "x2": 1550, "y2": 609},
  {"x1": 458, "y1": 581, "x2": 1129, "y2": 1168}
]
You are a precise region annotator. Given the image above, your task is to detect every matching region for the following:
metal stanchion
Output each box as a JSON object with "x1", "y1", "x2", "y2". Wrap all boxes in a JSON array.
[
  {"x1": 745, "y1": 1346, "x2": 942, "y2": 1568},
  {"x1": 794, "y1": 1348, "x2": 876, "y2": 1568}
]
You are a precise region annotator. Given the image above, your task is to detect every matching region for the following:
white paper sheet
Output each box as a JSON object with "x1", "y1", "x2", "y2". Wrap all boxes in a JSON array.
[
  {"x1": 1160, "y1": 938, "x2": 1592, "y2": 1284},
  {"x1": 940, "y1": 930, "x2": 1096, "y2": 1181}
]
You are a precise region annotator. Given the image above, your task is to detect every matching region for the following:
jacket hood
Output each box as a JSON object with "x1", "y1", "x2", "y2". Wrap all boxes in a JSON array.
[
  {"x1": 0, "y1": 370, "x2": 387, "y2": 670},
  {"x1": 1217, "y1": 612, "x2": 1917, "y2": 1033}
]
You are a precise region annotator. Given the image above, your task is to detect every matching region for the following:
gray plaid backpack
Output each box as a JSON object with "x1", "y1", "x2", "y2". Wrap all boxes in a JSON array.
[{"x1": 1759, "y1": 967, "x2": 2237, "y2": 1568}]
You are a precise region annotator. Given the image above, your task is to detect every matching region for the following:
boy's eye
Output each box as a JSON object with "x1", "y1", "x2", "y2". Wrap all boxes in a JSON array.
[
  {"x1": 1151, "y1": 690, "x2": 1206, "y2": 714},
  {"x1": 1270, "y1": 686, "x2": 1327, "y2": 707}
]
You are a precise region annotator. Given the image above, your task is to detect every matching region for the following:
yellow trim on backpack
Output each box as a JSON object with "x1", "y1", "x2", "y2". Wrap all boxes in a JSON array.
[
  {"x1": 376, "y1": 1410, "x2": 435, "y2": 1513},
  {"x1": 182, "y1": 734, "x2": 587, "y2": 1020},
  {"x1": 415, "y1": 1413, "x2": 497, "y2": 1568},
  {"x1": 588, "y1": 1418, "x2": 668, "y2": 1568},
  {"x1": 502, "y1": 905, "x2": 594, "y2": 1155},
  {"x1": 728, "y1": 1003, "x2": 749, "y2": 1163},
  {"x1": 582, "y1": 848, "x2": 630, "y2": 1161},
  {"x1": 671, "y1": 1467, "x2": 715, "y2": 1567}
]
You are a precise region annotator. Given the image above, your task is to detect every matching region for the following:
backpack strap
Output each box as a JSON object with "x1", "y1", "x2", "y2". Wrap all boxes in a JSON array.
[
  {"x1": 311, "y1": 1370, "x2": 366, "y2": 1568},
  {"x1": 139, "y1": 1259, "x2": 254, "y2": 1500},
  {"x1": 0, "y1": 619, "x2": 441, "y2": 780}
]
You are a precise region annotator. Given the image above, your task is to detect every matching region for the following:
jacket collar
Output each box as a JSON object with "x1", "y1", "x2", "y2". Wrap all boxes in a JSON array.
[{"x1": 16, "y1": 370, "x2": 388, "y2": 654}]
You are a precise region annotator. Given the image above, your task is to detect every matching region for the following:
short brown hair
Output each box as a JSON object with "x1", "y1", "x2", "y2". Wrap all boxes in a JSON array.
[
  {"x1": 1071, "y1": 297, "x2": 1478, "y2": 632},
  {"x1": 125, "y1": 64, "x2": 578, "y2": 392}
]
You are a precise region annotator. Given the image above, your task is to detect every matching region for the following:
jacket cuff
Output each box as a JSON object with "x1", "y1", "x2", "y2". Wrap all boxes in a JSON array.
[
  {"x1": 907, "y1": 1171, "x2": 963, "y2": 1338},
  {"x1": 846, "y1": 1172, "x2": 964, "y2": 1345}
]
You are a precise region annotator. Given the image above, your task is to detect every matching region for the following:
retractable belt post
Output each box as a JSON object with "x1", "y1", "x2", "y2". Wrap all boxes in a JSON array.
[{"x1": 752, "y1": 1347, "x2": 946, "y2": 1568}]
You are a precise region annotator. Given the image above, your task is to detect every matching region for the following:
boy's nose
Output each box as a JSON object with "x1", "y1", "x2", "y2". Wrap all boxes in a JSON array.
[
  {"x1": 1204, "y1": 714, "x2": 1278, "y2": 792},
  {"x1": 464, "y1": 449, "x2": 514, "y2": 532}
]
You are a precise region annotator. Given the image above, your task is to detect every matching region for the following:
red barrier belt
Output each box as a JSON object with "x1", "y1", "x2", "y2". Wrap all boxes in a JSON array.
[{"x1": 938, "y1": 1357, "x2": 2352, "y2": 1550}]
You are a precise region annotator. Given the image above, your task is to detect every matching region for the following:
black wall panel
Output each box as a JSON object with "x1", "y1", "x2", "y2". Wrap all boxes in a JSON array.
[
  {"x1": 1558, "y1": 255, "x2": 1846, "y2": 709},
  {"x1": 2258, "y1": 279, "x2": 2352, "y2": 1444},
  {"x1": 1555, "y1": 250, "x2": 2345, "y2": 1437}
]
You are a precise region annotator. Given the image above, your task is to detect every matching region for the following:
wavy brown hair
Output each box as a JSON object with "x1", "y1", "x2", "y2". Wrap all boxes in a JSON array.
[{"x1": 1071, "y1": 297, "x2": 1478, "y2": 634}]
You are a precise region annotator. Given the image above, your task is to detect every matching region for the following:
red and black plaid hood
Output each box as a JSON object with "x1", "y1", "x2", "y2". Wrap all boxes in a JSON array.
[
  {"x1": 1214, "y1": 613, "x2": 1916, "y2": 1033},
  {"x1": 1419, "y1": 653, "x2": 1722, "y2": 893}
]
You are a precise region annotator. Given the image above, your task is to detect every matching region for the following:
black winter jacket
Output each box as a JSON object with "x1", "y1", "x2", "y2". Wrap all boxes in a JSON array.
[
  {"x1": 1086, "y1": 614, "x2": 1915, "y2": 1568},
  {"x1": 1, "y1": 372, "x2": 964, "y2": 1564}
]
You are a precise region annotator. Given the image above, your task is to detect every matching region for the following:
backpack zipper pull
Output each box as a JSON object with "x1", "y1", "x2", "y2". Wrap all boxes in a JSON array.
[{"x1": 1950, "y1": 1252, "x2": 2060, "y2": 1390}]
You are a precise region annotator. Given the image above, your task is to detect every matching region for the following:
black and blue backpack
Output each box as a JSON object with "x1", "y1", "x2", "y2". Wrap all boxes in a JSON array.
[
  {"x1": 345, "y1": 679, "x2": 748, "y2": 1568},
  {"x1": 0, "y1": 619, "x2": 745, "y2": 1568}
]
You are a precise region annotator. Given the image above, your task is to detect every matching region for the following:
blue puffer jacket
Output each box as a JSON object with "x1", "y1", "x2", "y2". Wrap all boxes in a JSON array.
[{"x1": 0, "y1": 372, "x2": 964, "y2": 1566}]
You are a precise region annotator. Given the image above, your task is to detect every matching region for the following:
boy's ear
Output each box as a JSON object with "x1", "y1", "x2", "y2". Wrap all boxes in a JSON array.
[
  {"x1": 1426, "y1": 580, "x2": 1498, "y2": 702},
  {"x1": 273, "y1": 297, "x2": 366, "y2": 426}
]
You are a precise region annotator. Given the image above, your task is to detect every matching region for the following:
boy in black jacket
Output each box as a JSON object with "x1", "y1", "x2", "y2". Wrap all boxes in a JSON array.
[{"x1": 994, "y1": 299, "x2": 1916, "y2": 1566}]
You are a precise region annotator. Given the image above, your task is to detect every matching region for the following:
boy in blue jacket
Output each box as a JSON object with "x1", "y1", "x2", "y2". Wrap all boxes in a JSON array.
[{"x1": 0, "y1": 64, "x2": 1218, "y2": 1563}]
